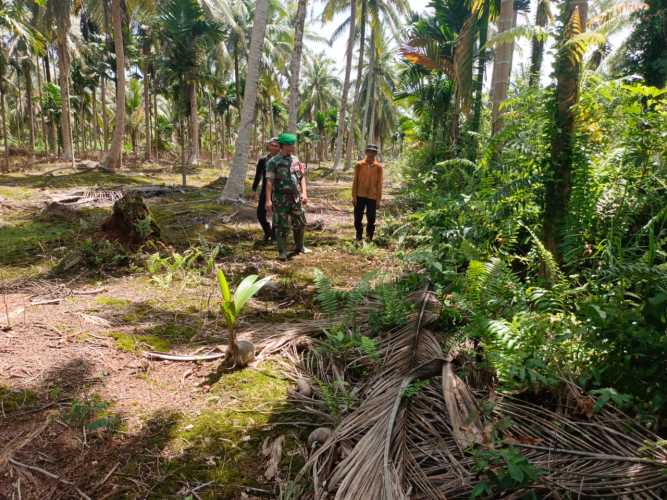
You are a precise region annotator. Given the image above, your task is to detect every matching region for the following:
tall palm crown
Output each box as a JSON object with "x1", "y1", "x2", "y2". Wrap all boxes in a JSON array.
[{"x1": 299, "y1": 52, "x2": 340, "y2": 121}]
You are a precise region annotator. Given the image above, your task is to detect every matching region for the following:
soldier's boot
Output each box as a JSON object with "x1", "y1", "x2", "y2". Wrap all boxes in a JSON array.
[
  {"x1": 275, "y1": 231, "x2": 289, "y2": 261},
  {"x1": 289, "y1": 227, "x2": 308, "y2": 256}
]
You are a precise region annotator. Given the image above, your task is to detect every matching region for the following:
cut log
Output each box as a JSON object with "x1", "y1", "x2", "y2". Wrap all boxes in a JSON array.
[{"x1": 101, "y1": 192, "x2": 161, "y2": 245}]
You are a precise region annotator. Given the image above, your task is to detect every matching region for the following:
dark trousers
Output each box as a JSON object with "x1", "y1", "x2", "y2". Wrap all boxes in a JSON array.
[
  {"x1": 354, "y1": 197, "x2": 377, "y2": 241},
  {"x1": 257, "y1": 191, "x2": 272, "y2": 239}
]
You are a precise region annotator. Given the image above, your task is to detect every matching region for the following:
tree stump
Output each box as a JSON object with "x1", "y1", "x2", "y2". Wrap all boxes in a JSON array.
[{"x1": 102, "y1": 192, "x2": 161, "y2": 245}]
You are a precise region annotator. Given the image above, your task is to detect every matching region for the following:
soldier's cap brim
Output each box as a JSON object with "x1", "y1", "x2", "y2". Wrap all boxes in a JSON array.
[
  {"x1": 365, "y1": 144, "x2": 379, "y2": 152},
  {"x1": 277, "y1": 133, "x2": 297, "y2": 145}
]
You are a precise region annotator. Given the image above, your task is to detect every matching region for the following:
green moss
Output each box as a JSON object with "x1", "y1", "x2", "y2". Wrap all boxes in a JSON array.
[
  {"x1": 0, "y1": 386, "x2": 39, "y2": 412},
  {"x1": 95, "y1": 296, "x2": 132, "y2": 308},
  {"x1": 150, "y1": 363, "x2": 296, "y2": 498},
  {"x1": 121, "y1": 302, "x2": 152, "y2": 322},
  {"x1": 143, "y1": 322, "x2": 198, "y2": 343},
  {"x1": 0, "y1": 185, "x2": 32, "y2": 200},
  {"x1": 109, "y1": 331, "x2": 172, "y2": 353},
  {"x1": 0, "y1": 218, "x2": 75, "y2": 266}
]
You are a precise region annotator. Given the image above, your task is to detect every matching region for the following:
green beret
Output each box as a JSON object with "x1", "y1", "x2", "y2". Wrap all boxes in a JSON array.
[{"x1": 277, "y1": 133, "x2": 297, "y2": 145}]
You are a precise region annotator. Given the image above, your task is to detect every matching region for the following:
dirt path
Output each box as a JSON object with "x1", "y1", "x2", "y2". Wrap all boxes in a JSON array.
[{"x1": 0, "y1": 162, "x2": 400, "y2": 499}]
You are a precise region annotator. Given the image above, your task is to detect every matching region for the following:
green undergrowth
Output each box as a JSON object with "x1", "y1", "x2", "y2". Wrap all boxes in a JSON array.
[
  {"x1": 149, "y1": 363, "x2": 303, "y2": 498},
  {"x1": 0, "y1": 386, "x2": 39, "y2": 413}
]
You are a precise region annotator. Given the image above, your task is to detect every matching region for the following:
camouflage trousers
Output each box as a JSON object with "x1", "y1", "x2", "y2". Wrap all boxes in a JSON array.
[{"x1": 272, "y1": 201, "x2": 306, "y2": 235}]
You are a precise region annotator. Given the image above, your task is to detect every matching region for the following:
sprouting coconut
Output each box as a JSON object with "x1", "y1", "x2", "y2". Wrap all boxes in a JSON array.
[{"x1": 216, "y1": 268, "x2": 271, "y2": 368}]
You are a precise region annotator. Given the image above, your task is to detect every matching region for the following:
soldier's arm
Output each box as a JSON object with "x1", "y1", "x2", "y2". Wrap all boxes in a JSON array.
[
  {"x1": 252, "y1": 158, "x2": 263, "y2": 192},
  {"x1": 265, "y1": 158, "x2": 276, "y2": 213},
  {"x1": 300, "y1": 169, "x2": 308, "y2": 204},
  {"x1": 265, "y1": 179, "x2": 273, "y2": 213}
]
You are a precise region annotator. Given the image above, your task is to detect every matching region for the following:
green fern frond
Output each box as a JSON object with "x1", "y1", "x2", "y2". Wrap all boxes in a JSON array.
[
  {"x1": 521, "y1": 223, "x2": 565, "y2": 287},
  {"x1": 313, "y1": 269, "x2": 340, "y2": 316}
]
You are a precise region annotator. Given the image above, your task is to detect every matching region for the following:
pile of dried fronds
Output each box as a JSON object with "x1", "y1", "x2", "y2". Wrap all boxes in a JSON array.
[{"x1": 265, "y1": 288, "x2": 667, "y2": 498}]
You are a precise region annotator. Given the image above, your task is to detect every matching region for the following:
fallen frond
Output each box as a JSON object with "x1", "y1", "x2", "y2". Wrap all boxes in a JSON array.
[{"x1": 283, "y1": 282, "x2": 667, "y2": 498}]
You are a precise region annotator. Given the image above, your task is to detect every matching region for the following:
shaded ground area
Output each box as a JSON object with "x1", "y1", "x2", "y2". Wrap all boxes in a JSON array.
[{"x1": 0, "y1": 160, "x2": 400, "y2": 498}]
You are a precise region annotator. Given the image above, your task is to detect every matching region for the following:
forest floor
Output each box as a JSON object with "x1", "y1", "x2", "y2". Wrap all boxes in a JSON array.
[{"x1": 0, "y1": 158, "x2": 401, "y2": 499}]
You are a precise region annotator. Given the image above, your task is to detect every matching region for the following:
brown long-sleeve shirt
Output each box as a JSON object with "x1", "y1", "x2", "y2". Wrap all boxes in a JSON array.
[{"x1": 352, "y1": 159, "x2": 384, "y2": 202}]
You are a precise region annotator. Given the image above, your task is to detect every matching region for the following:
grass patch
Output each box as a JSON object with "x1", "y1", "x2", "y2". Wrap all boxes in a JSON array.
[
  {"x1": 95, "y1": 296, "x2": 132, "y2": 308},
  {"x1": 110, "y1": 331, "x2": 172, "y2": 353},
  {"x1": 0, "y1": 218, "x2": 75, "y2": 266},
  {"x1": 0, "y1": 185, "x2": 32, "y2": 201}
]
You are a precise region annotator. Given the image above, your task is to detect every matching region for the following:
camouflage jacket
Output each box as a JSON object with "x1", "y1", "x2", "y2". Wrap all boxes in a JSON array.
[{"x1": 265, "y1": 154, "x2": 304, "y2": 205}]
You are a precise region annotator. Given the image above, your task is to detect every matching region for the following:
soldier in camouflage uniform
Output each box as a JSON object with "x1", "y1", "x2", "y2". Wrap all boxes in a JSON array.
[{"x1": 265, "y1": 133, "x2": 309, "y2": 260}]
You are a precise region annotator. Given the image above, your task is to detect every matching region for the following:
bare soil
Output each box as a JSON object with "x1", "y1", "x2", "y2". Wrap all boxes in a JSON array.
[{"x1": 0, "y1": 160, "x2": 399, "y2": 499}]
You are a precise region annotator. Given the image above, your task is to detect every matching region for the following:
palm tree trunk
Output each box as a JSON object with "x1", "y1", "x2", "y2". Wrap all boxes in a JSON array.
[
  {"x1": 288, "y1": 0, "x2": 308, "y2": 133},
  {"x1": 222, "y1": 0, "x2": 270, "y2": 201},
  {"x1": 43, "y1": 55, "x2": 57, "y2": 155},
  {"x1": 143, "y1": 57, "x2": 152, "y2": 161},
  {"x1": 490, "y1": 0, "x2": 516, "y2": 135},
  {"x1": 1, "y1": 91, "x2": 8, "y2": 171},
  {"x1": 544, "y1": 0, "x2": 588, "y2": 259},
  {"x1": 468, "y1": 0, "x2": 490, "y2": 159},
  {"x1": 101, "y1": 77, "x2": 109, "y2": 150},
  {"x1": 180, "y1": 117, "x2": 186, "y2": 186},
  {"x1": 208, "y1": 91, "x2": 213, "y2": 164},
  {"x1": 347, "y1": 0, "x2": 367, "y2": 167},
  {"x1": 36, "y1": 59, "x2": 48, "y2": 155},
  {"x1": 333, "y1": 0, "x2": 356, "y2": 170},
  {"x1": 102, "y1": 0, "x2": 125, "y2": 170},
  {"x1": 186, "y1": 81, "x2": 199, "y2": 165},
  {"x1": 529, "y1": 1, "x2": 550, "y2": 87},
  {"x1": 360, "y1": 27, "x2": 375, "y2": 150},
  {"x1": 91, "y1": 83, "x2": 100, "y2": 153},
  {"x1": 153, "y1": 82, "x2": 159, "y2": 160},
  {"x1": 16, "y1": 72, "x2": 23, "y2": 145},
  {"x1": 56, "y1": 27, "x2": 74, "y2": 164},
  {"x1": 234, "y1": 40, "x2": 241, "y2": 108},
  {"x1": 23, "y1": 63, "x2": 35, "y2": 159}
]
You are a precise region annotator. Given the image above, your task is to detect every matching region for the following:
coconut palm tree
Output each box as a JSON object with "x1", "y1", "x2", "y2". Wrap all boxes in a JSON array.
[
  {"x1": 332, "y1": 0, "x2": 356, "y2": 170},
  {"x1": 158, "y1": 0, "x2": 223, "y2": 170},
  {"x1": 47, "y1": 0, "x2": 78, "y2": 165},
  {"x1": 544, "y1": 0, "x2": 589, "y2": 258},
  {"x1": 101, "y1": 0, "x2": 125, "y2": 169},
  {"x1": 529, "y1": 0, "x2": 554, "y2": 87},
  {"x1": 401, "y1": 0, "x2": 476, "y2": 152},
  {"x1": 299, "y1": 53, "x2": 340, "y2": 122},
  {"x1": 125, "y1": 78, "x2": 143, "y2": 156},
  {"x1": 0, "y1": 1, "x2": 42, "y2": 168},
  {"x1": 221, "y1": 0, "x2": 270, "y2": 201},
  {"x1": 490, "y1": 0, "x2": 515, "y2": 135},
  {"x1": 287, "y1": 0, "x2": 308, "y2": 133}
]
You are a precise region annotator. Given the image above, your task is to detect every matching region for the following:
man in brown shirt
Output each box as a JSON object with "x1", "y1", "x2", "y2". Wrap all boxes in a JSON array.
[{"x1": 352, "y1": 144, "x2": 384, "y2": 243}]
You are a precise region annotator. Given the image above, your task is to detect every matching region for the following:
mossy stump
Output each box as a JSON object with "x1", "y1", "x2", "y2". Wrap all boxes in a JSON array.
[{"x1": 102, "y1": 191, "x2": 161, "y2": 245}]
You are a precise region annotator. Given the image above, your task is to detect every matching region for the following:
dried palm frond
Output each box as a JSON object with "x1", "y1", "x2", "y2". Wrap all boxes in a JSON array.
[{"x1": 276, "y1": 283, "x2": 667, "y2": 498}]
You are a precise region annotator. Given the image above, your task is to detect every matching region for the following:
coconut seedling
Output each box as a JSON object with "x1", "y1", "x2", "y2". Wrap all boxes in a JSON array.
[{"x1": 216, "y1": 267, "x2": 271, "y2": 368}]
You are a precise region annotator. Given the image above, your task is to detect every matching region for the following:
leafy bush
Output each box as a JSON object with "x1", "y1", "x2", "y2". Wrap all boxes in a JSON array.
[
  {"x1": 393, "y1": 79, "x2": 667, "y2": 425},
  {"x1": 471, "y1": 446, "x2": 543, "y2": 498}
]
